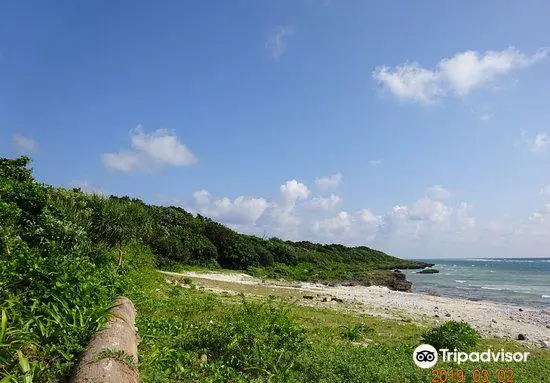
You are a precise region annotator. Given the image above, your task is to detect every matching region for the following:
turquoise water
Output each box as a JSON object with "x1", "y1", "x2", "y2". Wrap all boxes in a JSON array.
[{"x1": 402, "y1": 258, "x2": 550, "y2": 309}]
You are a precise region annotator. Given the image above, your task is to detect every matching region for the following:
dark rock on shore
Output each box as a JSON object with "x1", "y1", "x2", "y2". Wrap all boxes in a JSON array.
[
  {"x1": 380, "y1": 261, "x2": 435, "y2": 270},
  {"x1": 417, "y1": 269, "x2": 439, "y2": 274},
  {"x1": 386, "y1": 270, "x2": 412, "y2": 292}
]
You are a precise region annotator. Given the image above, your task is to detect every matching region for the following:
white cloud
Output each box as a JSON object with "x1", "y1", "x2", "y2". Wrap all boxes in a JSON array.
[
  {"x1": 280, "y1": 179, "x2": 310, "y2": 205},
  {"x1": 358, "y1": 208, "x2": 382, "y2": 229},
  {"x1": 530, "y1": 133, "x2": 549, "y2": 153},
  {"x1": 402, "y1": 197, "x2": 452, "y2": 223},
  {"x1": 68, "y1": 180, "x2": 107, "y2": 195},
  {"x1": 265, "y1": 25, "x2": 294, "y2": 59},
  {"x1": 192, "y1": 189, "x2": 212, "y2": 206},
  {"x1": 530, "y1": 204, "x2": 550, "y2": 223},
  {"x1": 427, "y1": 185, "x2": 452, "y2": 200},
  {"x1": 101, "y1": 126, "x2": 198, "y2": 172},
  {"x1": 190, "y1": 190, "x2": 269, "y2": 226},
  {"x1": 373, "y1": 63, "x2": 442, "y2": 105},
  {"x1": 368, "y1": 159, "x2": 383, "y2": 167},
  {"x1": 437, "y1": 48, "x2": 546, "y2": 96},
  {"x1": 314, "y1": 211, "x2": 353, "y2": 235},
  {"x1": 516, "y1": 131, "x2": 549, "y2": 153},
  {"x1": 12, "y1": 133, "x2": 37, "y2": 154},
  {"x1": 315, "y1": 172, "x2": 343, "y2": 190},
  {"x1": 373, "y1": 47, "x2": 548, "y2": 105},
  {"x1": 101, "y1": 151, "x2": 142, "y2": 172},
  {"x1": 480, "y1": 113, "x2": 493, "y2": 122},
  {"x1": 305, "y1": 194, "x2": 342, "y2": 211}
]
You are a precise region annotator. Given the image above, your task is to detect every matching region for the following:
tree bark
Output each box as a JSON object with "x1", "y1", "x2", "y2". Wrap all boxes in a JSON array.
[{"x1": 71, "y1": 297, "x2": 140, "y2": 383}]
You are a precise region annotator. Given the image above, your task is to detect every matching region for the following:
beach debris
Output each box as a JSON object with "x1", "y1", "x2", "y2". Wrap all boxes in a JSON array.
[
  {"x1": 434, "y1": 314, "x2": 440, "y2": 318},
  {"x1": 333, "y1": 297, "x2": 344, "y2": 303},
  {"x1": 165, "y1": 278, "x2": 172, "y2": 284},
  {"x1": 519, "y1": 308, "x2": 524, "y2": 312},
  {"x1": 540, "y1": 340, "x2": 549, "y2": 348},
  {"x1": 303, "y1": 295, "x2": 315, "y2": 300},
  {"x1": 517, "y1": 333, "x2": 527, "y2": 341},
  {"x1": 492, "y1": 319, "x2": 497, "y2": 323},
  {"x1": 445, "y1": 313, "x2": 451, "y2": 317},
  {"x1": 199, "y1": 354, "x2": 208, "y2": 365},
  {"x1": 322, "y1": 295, "x2": 332, "y2": 302}
]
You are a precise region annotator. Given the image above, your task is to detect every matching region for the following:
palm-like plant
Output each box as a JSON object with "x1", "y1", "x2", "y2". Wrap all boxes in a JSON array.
[{"x1": 95, "y1": 199, "x2": 151, "y2": 267}]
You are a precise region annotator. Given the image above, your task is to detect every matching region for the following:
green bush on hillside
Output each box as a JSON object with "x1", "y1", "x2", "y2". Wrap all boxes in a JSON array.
[{"x1": 422, "y1": 321, "x2": 479, "y2": 351}]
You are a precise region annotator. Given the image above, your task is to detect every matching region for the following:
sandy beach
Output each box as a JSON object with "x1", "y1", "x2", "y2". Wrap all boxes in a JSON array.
[{"x1": 161, "y1": 270, "x2": 550, "y2": 348}]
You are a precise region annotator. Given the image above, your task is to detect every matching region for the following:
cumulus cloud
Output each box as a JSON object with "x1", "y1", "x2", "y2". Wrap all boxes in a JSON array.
[
  {"x1": 12, "y1": 133, "x2": 37, "y2": 154},
  {"x1": 101, "y1": 126, "x2": 198, "y2": 172},
  {"x1": 305, "y1": 194, "x2": 342, "y2": 211},
  {"x1": 163, "y1": 177, "x2": 550, "y2": 258},
  {"x1": 315, "y1": 173, "x2": 343, "y2": 190},
  {"x1": 314, "y1": 211, "x2": 353, "y2": 236},
  {"x1": 373, "y1": 47, "x2": 548, "y2": 105},
  {"x1": 427, "y1": 185, "x2": 452, "y2": 200},
  {"x1": 280, "y1": 179, "x2": 310, "y2": 205},
  {"x1": 265, "y1": 25, "x2": 294, "y2": 59},
  {"x1": 373, "y1": 63, "x2": 442, "y2": 105},
  {"x1": 189, "y1": 189, "x2": 269, "y2": 226}
]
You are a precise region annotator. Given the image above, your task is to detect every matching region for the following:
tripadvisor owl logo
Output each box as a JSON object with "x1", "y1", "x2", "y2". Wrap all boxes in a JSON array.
[
  {"x1": 413, "y1": 344, "x2": 438, "y2": 368},
  {"x1": 412, "y1": 344, "x2": 530, "y2": 369}
]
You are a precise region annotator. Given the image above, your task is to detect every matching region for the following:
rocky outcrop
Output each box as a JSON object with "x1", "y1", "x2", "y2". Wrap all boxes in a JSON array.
[
  {"x1": 417, "y1": 269, "x2": 439, "y2": 274},
  {"x1": 380, "y1": 262, "x2": 435, "y2": 270},
  {"x1": 386, "y1": 270, "x2": 412, "y2": 292}
]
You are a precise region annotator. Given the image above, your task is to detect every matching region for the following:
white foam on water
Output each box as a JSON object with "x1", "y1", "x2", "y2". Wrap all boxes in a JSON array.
[
  {"x1": 455, "y1": 280, "x2": 466, "y2": 283},
  {"x1": 482, "y1": 286, "x2": 504, "y2": 291}
]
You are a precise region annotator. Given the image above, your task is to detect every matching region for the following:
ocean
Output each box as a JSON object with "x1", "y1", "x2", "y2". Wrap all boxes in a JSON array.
[{"x1": 401, "y1": 258, "x2": 550, "y2": 309}]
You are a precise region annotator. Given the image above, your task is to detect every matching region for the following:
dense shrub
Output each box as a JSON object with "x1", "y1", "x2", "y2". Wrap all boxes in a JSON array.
[
  {"x1": 422, "y1": 321, "x2": 479, "y2": 351},
  {"x1": 183, "y1": 230, "x2": 218, "y2": 265},
  {"x1": 0, "y1": 157, "x2": 122, "y2": 382},
  {"x1": 267, "y1": 238, "x2": 298, "y2": 265}
]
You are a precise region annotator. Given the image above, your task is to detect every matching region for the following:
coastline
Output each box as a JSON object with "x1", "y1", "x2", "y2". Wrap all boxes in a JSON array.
[{"x1": 161, "y1": 270, "x2": 550, "y2": 348}]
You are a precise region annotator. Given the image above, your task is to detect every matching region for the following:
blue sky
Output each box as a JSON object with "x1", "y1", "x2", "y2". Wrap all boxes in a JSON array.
[{"x1": 2, "y1": 0, "x2": 550, "y2": 258}]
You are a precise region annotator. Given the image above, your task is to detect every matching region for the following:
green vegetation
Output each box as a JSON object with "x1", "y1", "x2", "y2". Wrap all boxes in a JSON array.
[
  {"x1": 1, "y1": 155, "x2": 549, "y2": 382},
  {"x1": 422, "y1": 321, "x2": 480, "y2": 351},
  {"x1": 339, "y1": 323, "x2": 374, "y2": 342},
  {"x1": 132, "y1": 268, "x2": 550, "y2": 382},
  {"x1": 93, "y1": 348, "x2": 138, "y2": 370}
]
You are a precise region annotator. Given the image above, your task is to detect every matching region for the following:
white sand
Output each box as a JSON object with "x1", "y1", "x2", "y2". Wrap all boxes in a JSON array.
[{"x1": 163, "y1": 271, "x2": 550, "y2": 347}]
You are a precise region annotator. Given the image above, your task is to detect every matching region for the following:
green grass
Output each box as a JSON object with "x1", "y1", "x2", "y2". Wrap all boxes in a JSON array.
[{"x1": 124, "y1": 259, "x2": 550, "y2": 383}]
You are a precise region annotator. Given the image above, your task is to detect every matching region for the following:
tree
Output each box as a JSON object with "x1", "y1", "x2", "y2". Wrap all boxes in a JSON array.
[{"x1": 94, "y1": 198, "x2": 151, "y2": 267}]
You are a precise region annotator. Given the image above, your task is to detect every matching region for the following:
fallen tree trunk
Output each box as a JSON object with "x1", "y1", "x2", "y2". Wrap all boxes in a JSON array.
[{"x1": 71, "y1": 297, "x2": 140, "y2": 383}]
